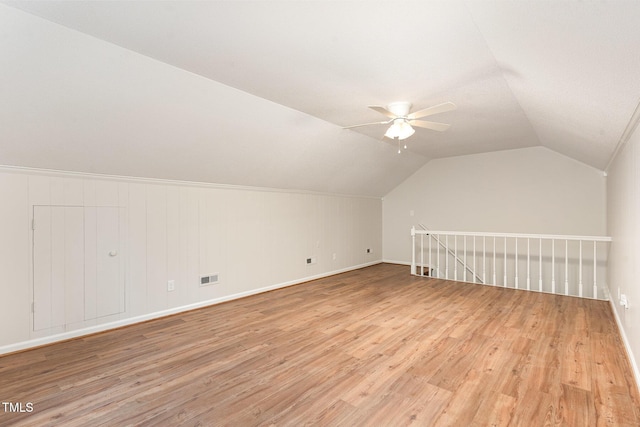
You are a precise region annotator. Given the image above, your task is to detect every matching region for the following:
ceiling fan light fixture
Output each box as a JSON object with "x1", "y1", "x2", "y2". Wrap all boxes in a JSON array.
[
  {"x1": 400, "y1": 125, "x2": 415, "y2": 140},
  {"x1": 384, "y1": 119, "x2": 415, "y2": 140},
  {"x1": 343, "y1": 101, "x2": 454, "y2": 147}
]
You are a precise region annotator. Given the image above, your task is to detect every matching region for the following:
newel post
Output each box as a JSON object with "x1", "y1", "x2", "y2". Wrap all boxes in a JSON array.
[{"x1": 411, "y1": 227, "x2": 416, "y2": 275}]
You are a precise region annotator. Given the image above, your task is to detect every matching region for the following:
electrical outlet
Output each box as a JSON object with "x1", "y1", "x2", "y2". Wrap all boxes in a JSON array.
[
  {"x1": 332, "y1": 253, "x2": 337, "y2": 260},
  {"x1": 168, "y1": 280, "x2": 175, "y2": 292},
  {"x1": 620, "y1": 294, "x2": 629, "y2": 309},
  {"x1": 366, "y1": 248, "x2": 372, "y2": 254},
  {"x1": 306, "y1": 257, "x2": 317, "y2": 265}
]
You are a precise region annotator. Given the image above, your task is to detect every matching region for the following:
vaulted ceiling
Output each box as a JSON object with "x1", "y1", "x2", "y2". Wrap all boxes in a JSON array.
[{"x1": 2, "y1": 1, "x2": 640, "y2": 197}]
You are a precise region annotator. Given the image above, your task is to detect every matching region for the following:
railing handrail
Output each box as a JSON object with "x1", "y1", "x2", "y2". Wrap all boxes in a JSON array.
[{"x1": 412, "y1": 228, "x2": 611, "y2": 242}]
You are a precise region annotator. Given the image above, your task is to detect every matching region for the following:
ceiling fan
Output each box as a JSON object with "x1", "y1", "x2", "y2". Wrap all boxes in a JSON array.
[{"x1": 343, "y1": 101, "x2": 456, "y2": 153}]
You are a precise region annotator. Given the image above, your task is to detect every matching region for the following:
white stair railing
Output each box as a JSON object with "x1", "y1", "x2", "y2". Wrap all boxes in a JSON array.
[
  {"x1": 411, "y1": 228, "x2": 612, "y2": 300},
  {"x1": 416, "y1": 224, "x2": 483, "y2": 283}
]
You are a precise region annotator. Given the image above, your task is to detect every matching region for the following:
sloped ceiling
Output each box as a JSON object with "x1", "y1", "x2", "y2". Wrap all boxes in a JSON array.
[{"x1": 1, "y1": 1, "x2": 640, "y2": 197}]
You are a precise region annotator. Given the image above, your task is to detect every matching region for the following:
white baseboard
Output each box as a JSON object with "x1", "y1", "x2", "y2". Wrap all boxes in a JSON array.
[
  {"x1": 0, "y1": 260, "x2": 382, "y2": 356},
  {"x1": 382, "y1": 259, "x2": 411, "y2": 266},
  {"x1": 608, "y1": 298, "x2": 640, "y2": 396}
]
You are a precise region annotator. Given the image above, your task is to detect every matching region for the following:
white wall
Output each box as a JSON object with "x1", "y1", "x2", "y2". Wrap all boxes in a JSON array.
[
  {"x1": 606, "y1": 125, "x2": 640, "y2": 381},
  {"x1": 0, "y1": 168, "x2": 381, "y2": 353},
  {"x1": 383, "y1": 146, "x2": 607, "y2": 264}
]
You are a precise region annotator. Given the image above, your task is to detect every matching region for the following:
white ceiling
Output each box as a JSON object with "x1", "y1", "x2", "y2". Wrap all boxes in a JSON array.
[{"x1": 2, "y1": 1, "x2": 640, "y2": 197}]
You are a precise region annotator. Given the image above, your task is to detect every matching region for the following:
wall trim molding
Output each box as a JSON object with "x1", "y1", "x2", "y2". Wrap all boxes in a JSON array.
[
  {"x1": 382, "y1": 259, "x2": 411, "y2": 266},
  {"x1": 0, "y1": 164, "x2": 381, "y2": 200},
  {"x1": 0, "y1": 260, "x2": 382, "y2": 356},
  {"x1": 605, "y1": 97, "x2": 640, "y2": 173},
  {"x1": 608, "y1": 298, "x2": 640, "y2": 396}
]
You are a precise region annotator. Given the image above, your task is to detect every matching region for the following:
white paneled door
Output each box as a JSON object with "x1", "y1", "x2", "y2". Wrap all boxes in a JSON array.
[{"x1": 33, "y1": 206, "x2": 124, "y2": 331}]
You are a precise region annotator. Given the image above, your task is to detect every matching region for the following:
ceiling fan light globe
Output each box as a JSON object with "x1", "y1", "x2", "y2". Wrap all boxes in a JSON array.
[
  {"x1": 384, "y1": 120, "x2": 415, "y2": 140},
  {"x1": 384, "y1": 125, "x2": 401, "y2": 139},
  {"x1": 398, "y1": 124, "x2": 415, "y2": 140}
]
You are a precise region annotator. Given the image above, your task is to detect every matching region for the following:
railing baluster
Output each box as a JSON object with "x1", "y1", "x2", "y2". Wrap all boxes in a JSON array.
[
  {"x1": 539, "y1": 239, "x2": 543, "y2": 292},
  {"x1": 527, "y1": 238, "x2": 531, "y2": 290},
  {"x1": 428, "y1": 233, "x2": 432, "y2": 278},
  {"x1": 564, "y1": 239, "x2": 569, "y2": 295},
  {"x1": 473, "y1": 236, "x2": 476, "y2": 283},
  {"x1": 551, "y1": 239, "x2": 556, "y2": 294},
  {"x1": 503, "y1": 237, "x2": 507, "y2": 287},
  {"x1": 437, "y1": 234, "x2": 440, "y2": 278},
  {"x1": 515, "y1": 238, "x2": 519, "y2": 289},
  {"x1": 454, "y1": 235, "x2": 458, "y2": 281},
  {"x1": 445, "y1": 235, "x2": 449, "y2": 280},
  {"x1": 493, "y1": 237, "x2": 497, "y2": 286},
  {"x1": 482, "y1": 236, "x2": 486, "y2": 284},
  {"x1": 579, "y1": 240, "x2": 583, "y2": 297},
  {"x1": 463, "y1": 236, "x2": 467, "y2": 282},
  {"x1": 420, "y1": 233, "x2": 424, "y2": 277},
  {"x1": 593, "y1": 241, "x2": 597, "y2": 299}
]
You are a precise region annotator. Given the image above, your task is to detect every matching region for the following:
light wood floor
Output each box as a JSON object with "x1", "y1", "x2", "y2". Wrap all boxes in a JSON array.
[{"x1": 1, "y1": 263, "x2": 639, "y2": 426}]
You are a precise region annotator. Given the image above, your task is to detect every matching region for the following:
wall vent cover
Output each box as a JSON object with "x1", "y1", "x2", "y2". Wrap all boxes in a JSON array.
[{"x1": 200, "y1": 274, "x2": 219, "y2": 286}]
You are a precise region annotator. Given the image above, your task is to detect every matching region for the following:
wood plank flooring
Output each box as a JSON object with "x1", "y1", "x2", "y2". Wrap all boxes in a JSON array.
[{"x1": 1, "y1": 263, "x2": 639, "y2": 426}]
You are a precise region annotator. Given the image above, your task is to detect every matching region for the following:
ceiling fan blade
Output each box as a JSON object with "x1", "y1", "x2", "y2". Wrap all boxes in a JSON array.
[
  {"x1": 408, "y1": 102, "x2": 456, "y2": 120},
  {"x1": 408, "y1": 120, "x2": 451, "y2": 132},
  {"x1": 368, "y1": 106, "x2": 398, "y2": 119},
  {"x1": 342, "y1": 120, "x2": 391, "y2": 129}
]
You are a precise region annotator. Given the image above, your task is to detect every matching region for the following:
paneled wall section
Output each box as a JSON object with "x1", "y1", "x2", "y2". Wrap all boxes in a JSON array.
[{"x1": 0, "y1": 169, "x2": 382, "y2": 352}]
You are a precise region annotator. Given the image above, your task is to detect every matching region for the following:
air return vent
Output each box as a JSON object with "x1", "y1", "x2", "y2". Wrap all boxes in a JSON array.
[{"x1": 200, "y1": 273, "x2": 219, "y2": 286}]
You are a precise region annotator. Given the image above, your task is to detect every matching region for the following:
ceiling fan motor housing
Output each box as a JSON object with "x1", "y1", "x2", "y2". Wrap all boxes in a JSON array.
[{"x1": 387, "y1": 101, "x2": 412, "y2": 117}]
